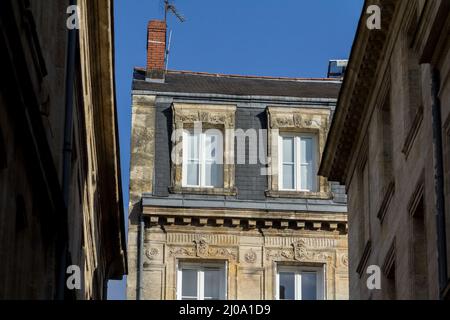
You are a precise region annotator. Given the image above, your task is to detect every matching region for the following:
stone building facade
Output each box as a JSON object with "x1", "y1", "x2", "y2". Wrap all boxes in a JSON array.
[
  {"x1": 320, "y1": 0, "x2": 450, "y2": 299},
  {"x1": 127, "y1": 20, "x2": 349, "y2": 300},
  {"x1": 0, "y1": 0, "x2": 127, "y2": 299}
]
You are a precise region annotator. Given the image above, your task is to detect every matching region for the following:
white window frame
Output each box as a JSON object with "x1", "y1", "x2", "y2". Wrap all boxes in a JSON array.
[
  {"x1": 176, "y1": 262, "x2": 227, "y2": 300},
  {"x1": 275, "y1": 265, "x2": 325, "y2": 300},
  {"x1": 182, "y1": 129, "x2": 223, "y2": 188},
  {"x1": 278, "y1": 133, "x2": 318, "y2": 192}
]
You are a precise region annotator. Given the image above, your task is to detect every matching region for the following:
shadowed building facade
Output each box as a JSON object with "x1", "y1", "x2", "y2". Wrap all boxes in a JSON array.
[
  {"x1": 320, "y1": 0, "x2": 450, "y2": 300},
  {"x1": 127, "y1": 20, "x2": 349, "y2": 300},
  {"x1": 0, "y1": 0, "x2": 127, "y2": 299}
]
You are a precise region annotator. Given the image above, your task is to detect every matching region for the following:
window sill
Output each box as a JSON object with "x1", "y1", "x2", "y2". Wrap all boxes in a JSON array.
[
  {"x1": 356, "y1": 240, "x2": 372, "y2": 278},
  {"x1": 169, "y1": 186, "x2": 237, "y2": 196},
  {"x1": 376, "y1": 180, "x2": 395, "y2": 223},
  {"x1": 265, "y1": 190, "x2": 332, "y2": 200},
  {"x1": 402, "y1": 106, "x2": 423, "y2": 158}
]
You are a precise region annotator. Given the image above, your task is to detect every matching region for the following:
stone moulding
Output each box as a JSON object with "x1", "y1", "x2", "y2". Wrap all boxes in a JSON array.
[{"x1": 145, "y1": 214, "x2": 347, "y2": 234}]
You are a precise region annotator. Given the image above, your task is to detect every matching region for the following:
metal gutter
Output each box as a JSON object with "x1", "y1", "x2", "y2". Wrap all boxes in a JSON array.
[
  {"x1": 136, "y1": 211, "x2": 144, "y2": 300},
  {"x1": 141, "y1": 195, "x2": 347, "y2": 214},
  {"x1": 57, "y1": 0, "x2": 78, "y2": 300},
  {"x1": 131, "y1": 90, "x2": 338, "y2": 105},
  {"x1": 431, "y1": 68, "x2": 448, "y2": 299}
]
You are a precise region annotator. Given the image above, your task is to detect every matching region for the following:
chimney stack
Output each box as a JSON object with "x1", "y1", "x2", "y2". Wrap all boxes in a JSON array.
[{"x1": 146, "y1": 20, "x2": 166, "y2": 82}]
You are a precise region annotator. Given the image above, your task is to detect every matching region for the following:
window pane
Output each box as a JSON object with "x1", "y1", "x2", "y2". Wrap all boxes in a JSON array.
[
  {"x1": 187, "y1": 161, "x2": 199, "y2": 186},
  {"x1": 282, "y1": 164, "x2": 295, "y2": 190},
  {"x1": 282, "y1": 137, "x2": 294, "y2": 163},
  {"x1": 300, "y1": 137, "x2": 313, "y2": 163},
  {"x1": 300, "y1": 164, "x2": 313, "y2": 191},
  {"x1": 204, "y1": 268, "x2": 221, "y2": 300},
  {"x1": 301, "y1": 272, "x2": 317, "y2": 300},
  {"x1": 204, "y1": 162, "x2": 223, "y2": 187},
  {"x1": 300, "y1": 137, "x2": 314, "y2": 191},
  {"x1": 187, "y1": 133, "x2": 199, "y2": 160},
  {"x1": 204, "y1": 134, "x2": 216, "y2": 160},
  {"x1": 182, "y1": 269, "x2": 198, "y2": 299},
  {"x1": 279, "y1": 272, "x2": 295, "y2": 300}
]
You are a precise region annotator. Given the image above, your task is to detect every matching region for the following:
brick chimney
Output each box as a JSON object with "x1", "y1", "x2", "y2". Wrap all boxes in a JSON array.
[{"x1": 146, "y1": 20, "x2": 166, "y2": 82}]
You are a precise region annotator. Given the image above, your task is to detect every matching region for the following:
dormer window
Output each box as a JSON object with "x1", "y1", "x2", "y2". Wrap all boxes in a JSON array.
[
  {"x1": 266, "y1": 107, "x2": 331, "y2": 199},
  {"x1": 182, "y1": 129, "x2": 223, "y2": 188},
  {"x1": 279, "y1": 133, "x2": 317, "y2": 192},
  {"x1": 171, "y1": 103, "x2": 236, "y2": 195}
]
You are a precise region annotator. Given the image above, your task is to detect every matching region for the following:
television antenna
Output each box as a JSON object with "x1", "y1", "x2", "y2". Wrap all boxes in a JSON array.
[
  {"x1": 164, "y1": 0, "x2": 186, "y2": 24},
  {"x1": 163, "y1": 0, "x2": 185, "y2": 72}
]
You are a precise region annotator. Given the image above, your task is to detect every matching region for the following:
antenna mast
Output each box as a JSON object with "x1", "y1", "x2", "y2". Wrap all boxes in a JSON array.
[{"x1": 163, "y1": 0, "x2": 185, "y2": 72}]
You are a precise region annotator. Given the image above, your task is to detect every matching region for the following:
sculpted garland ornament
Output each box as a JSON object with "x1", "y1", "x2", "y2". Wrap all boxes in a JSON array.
[
  {"x1": 169, "y1": 237, "x2": 237, "y2": 260},
  {"x1": 266, "y1": 240, "x2": 332, "y2": 262}
]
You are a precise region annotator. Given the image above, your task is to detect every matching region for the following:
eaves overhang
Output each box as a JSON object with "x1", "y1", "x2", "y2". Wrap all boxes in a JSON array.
[{"x1": 319, "y1": 0, "x2": 399, "y2": 184}]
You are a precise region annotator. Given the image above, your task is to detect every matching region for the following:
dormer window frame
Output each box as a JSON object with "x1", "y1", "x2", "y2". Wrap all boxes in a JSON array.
[{"x1": 170, "y1": 103, "x2": 237, "y2": 196}]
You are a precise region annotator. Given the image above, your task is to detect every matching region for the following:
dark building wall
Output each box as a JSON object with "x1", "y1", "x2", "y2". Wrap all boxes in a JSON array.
[{"x1": 0, "y1": 0, "x2": 126, "y2": 300}]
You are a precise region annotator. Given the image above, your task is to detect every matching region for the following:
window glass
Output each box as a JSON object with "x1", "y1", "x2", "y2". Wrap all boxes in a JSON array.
[
  {"x1": 186, "y1": 132, "x2": 200, "y2": 186},
  {"x1": 301, "y1": 272, "x2": 318, "y2": 300},
  {"x1": 279, "y1": 272, "x2": 295, "y2": 300},
  {"x1": 282, "y1": 164, "x2": 295, "y2": 190},
  {"x1": 282, "y1": 137, "x2": 295, "y2": 163},
  {"x1": 204, "y1": 132, "x2": 223, "y2": 187},
  {"x1": 300, "y1": 137, "x2": 313, "y2": 191},
  {"x1": 181, "y1": 269, "x2": 198, "y2": 300},
  {"x1": 204, "y1": 268, "x2": 221, "y2": 300},
  {"x1": 282, "y1": 137, "x2": 295, "y2": 190}
]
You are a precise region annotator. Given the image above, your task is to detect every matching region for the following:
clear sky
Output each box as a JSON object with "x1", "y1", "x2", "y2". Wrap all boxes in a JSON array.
[{"x1": 107, "y1": 0, "x2": 364, "y2": 300}]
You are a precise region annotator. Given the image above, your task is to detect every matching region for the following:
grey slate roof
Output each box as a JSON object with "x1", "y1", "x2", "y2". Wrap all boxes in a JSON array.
[{"x1": 133, "y1": 68, "x2": 341, "y2": 99}]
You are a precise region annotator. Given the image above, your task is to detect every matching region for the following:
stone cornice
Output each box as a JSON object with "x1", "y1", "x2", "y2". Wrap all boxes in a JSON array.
[
  {"x1": 82, "y1": 0, "x2": 127, "y2": 277},
  {"x1": 319, "y1": 0, "x2": 398, "y2": 184},
  {"x1": 143, "y1": 210, "x2": 347, "y2": 234}
]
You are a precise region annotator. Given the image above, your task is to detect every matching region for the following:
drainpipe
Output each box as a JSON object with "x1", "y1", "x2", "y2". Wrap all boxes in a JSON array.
[
  {"x1": 136, "y1": 211, "x2": 144, "y2": 300},
  {"x1": 57, "y1": 0, "x2": 78, "y2": 300},
  {"x1": 431, "y1": 68, "x2": 448, "y2": 299}
]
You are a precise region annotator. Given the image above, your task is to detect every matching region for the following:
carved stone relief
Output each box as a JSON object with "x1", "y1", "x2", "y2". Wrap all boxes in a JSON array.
[
  {"x1": 244, "y1": 249, "x2": 258, "y2": 264},
  {"x1": 145, "y1": 247, "x2": 160, "y2": 260},
  {"x1": 168, "y1": 236, "x2": 238, "y2": 261},
  {"x1": 266, "y1": 240, "x2": 333, "y2": 262}
]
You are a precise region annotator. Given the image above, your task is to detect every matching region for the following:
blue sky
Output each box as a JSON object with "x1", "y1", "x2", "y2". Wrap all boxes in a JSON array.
[{"x1": 108, "y1": 0, "x2": 364, "y2": 300}]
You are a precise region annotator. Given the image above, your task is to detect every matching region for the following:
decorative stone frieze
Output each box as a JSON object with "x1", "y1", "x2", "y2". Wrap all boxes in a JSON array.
[
  {"x1": 265, "y1": 239, "x2": 333, "y2": 263},
  {"x1": 168, "y1": 241, "x2": 238, "y2": 261}
]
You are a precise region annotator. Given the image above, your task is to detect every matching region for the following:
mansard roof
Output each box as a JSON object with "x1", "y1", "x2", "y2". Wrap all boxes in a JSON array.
[{"x1": 132, "y1": 68, "x2": 341, "y2": 99}]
